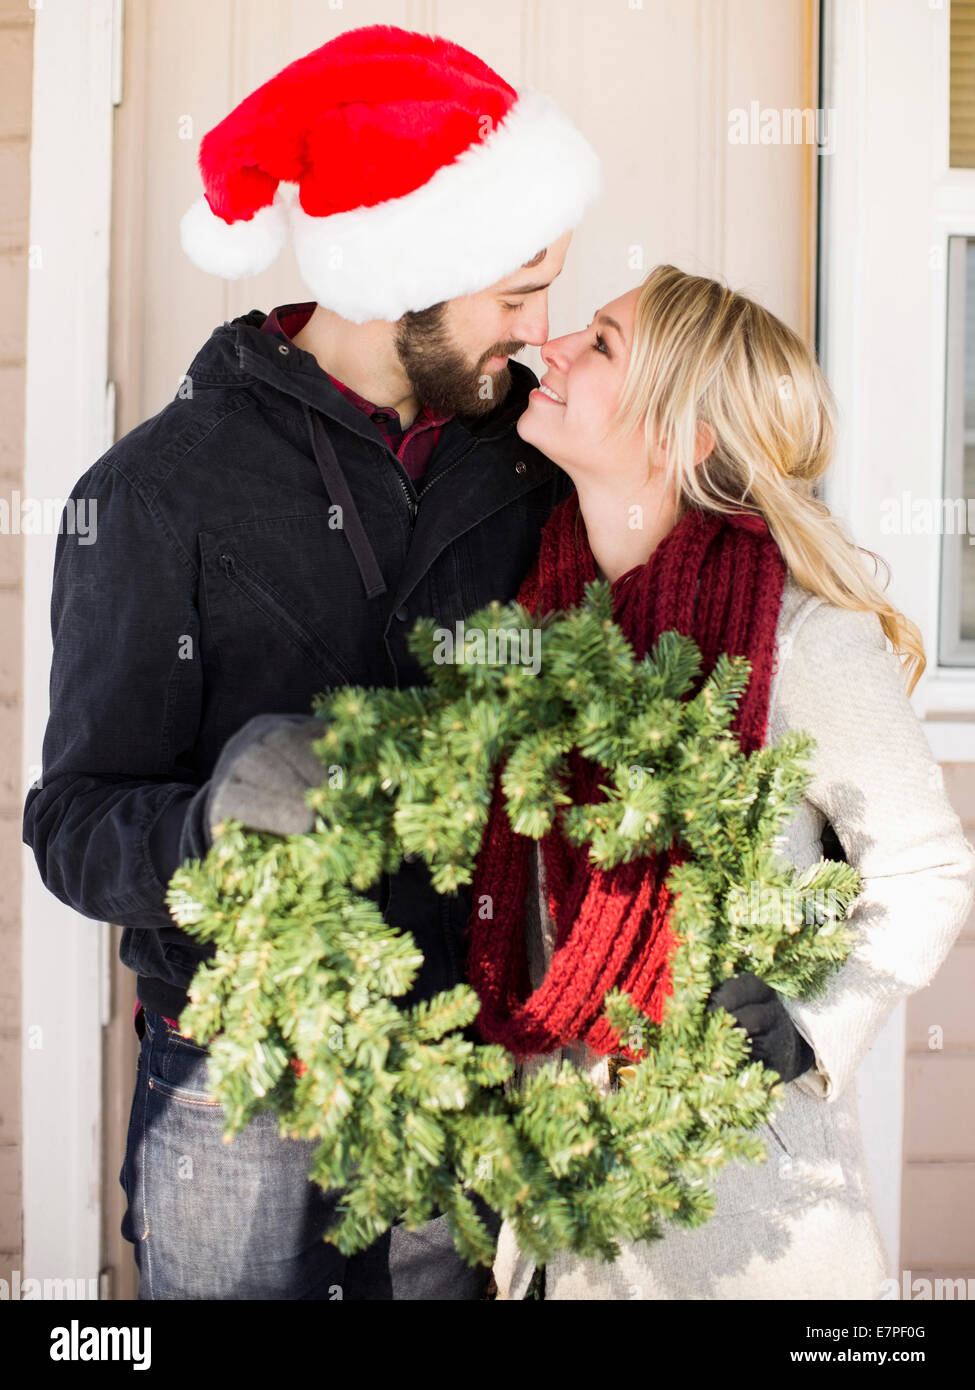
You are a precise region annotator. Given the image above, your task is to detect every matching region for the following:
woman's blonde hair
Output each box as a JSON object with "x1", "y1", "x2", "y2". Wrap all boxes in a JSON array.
[{"x1": 614, "y1": 264, "x2": 925, "y2": 693}]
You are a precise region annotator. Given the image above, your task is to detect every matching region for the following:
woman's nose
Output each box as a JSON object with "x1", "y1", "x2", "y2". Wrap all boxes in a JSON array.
[
  {"x1": 540, "y1": 332, "x2": 576, "y2": 372},
  {"x1": 541, "y1": 322, "x2": 595, "y2": 372}
]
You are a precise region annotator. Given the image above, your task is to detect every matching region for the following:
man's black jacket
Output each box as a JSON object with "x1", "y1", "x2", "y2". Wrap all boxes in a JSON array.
[{"x1": 23, "y1": 309, "x2": 572, "y2": 1018}]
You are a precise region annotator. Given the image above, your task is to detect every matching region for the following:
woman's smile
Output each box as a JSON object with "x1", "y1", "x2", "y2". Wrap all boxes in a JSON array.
[{"x1": 532, "y1": 380, "x2": 567, "y2": 405}]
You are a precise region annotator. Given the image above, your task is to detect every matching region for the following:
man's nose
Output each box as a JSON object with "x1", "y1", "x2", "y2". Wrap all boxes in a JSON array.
[{"x1": 517, "y1": 295, "x2": 550, "y2": 347}]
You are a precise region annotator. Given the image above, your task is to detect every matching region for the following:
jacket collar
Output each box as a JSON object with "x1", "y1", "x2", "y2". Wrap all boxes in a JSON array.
[{"x1": 184, "y1": 310, "x2": 560, "y2": 608}]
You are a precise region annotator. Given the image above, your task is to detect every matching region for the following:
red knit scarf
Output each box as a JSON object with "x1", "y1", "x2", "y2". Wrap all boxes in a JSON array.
[{"x1": 465, "y1": 492, "x2": 788, "y2": 1060}]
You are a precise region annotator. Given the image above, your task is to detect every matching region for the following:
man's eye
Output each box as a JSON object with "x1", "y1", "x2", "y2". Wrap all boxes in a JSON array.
[{"x1": 502, "y1": 301, "x2": 524, "y2": 311}]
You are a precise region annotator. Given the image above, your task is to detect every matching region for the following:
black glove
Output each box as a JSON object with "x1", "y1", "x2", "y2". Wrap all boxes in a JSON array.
[
  {"x1": 820, "y1": 819, "x2": 847, "y2": 864},
  {"x1": 706, "y1": 971, "x2": 815, "y2": 1083}
]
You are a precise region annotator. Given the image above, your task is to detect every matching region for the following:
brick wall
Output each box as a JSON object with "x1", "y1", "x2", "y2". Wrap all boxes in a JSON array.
[{"x1": 0, "y1": 0, "x2": 32, "y2": 1272}]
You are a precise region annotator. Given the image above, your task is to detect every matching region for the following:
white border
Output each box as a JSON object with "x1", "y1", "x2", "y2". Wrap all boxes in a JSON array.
[{"x1": 21, "y1": 0, "x2": 115, "y2": 1285}]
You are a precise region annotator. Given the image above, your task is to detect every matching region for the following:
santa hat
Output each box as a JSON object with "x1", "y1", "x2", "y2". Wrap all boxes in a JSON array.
[{"x1": 179, "y1": 24, "x2": 601, "y2": 323}]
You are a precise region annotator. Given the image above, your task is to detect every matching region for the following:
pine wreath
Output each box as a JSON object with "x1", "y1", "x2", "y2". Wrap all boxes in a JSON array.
[{"x1": 166, "y1": 581, "x2": 859, "y2": 1268}]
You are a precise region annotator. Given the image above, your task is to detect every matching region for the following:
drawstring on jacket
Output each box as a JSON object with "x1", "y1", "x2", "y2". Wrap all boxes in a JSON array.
[{"x1": 301, "y1": 398, "x2": 387, "y2": 600}]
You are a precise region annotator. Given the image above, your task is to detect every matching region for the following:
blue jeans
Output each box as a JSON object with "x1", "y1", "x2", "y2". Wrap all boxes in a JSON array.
[{"x1": 119, "y1": 1008, "x2": 498, "y2": 1299}]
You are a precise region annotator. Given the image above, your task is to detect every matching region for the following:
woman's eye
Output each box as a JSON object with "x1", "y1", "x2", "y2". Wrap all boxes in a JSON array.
[
  {"x1": 593, "y1": 333, "x2": 609, "y2": 355},
  {"x1": 502, "y1": 301, "x2": 524, "y2": 312}
]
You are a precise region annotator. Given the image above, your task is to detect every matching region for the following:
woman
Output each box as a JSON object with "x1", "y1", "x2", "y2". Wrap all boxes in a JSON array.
[{"x1": 465, "y1": 265, "x2": 975, "y2": 1300}]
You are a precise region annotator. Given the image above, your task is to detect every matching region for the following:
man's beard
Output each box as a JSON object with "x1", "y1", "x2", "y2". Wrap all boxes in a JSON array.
[{"x1": 394, "y1": 302, "x2": 524, "y2": 418}]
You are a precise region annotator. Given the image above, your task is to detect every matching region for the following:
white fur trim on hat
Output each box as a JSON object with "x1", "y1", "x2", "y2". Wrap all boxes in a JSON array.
[
  {"x1": 288, "y1": 89, "x2": 602, "y2": 323},
  {"x1": 180, "y1": 183, "x2": 294, "y2": 279}
]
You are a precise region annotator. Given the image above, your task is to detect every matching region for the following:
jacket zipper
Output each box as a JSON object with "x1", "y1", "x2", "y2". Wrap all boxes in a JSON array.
[
  {"x1": 392, "y1": 463, "x2": 417, "y2": 525},
  {"x1": 370, "y1": 405, "x2": 522, "y2": 526},
  {"x1": 380, "y1": 434, "x2": 487, "y2": 527}
]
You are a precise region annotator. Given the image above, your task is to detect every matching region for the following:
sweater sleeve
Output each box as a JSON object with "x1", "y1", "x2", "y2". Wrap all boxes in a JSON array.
[{"x1": 768, "y1": 599, "x2": 975, "y2": 1102}]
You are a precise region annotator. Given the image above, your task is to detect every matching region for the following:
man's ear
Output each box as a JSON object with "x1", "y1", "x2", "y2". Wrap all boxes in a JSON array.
[{"x1": 694, "y1": 421, "x2": 716, "y2": 466}]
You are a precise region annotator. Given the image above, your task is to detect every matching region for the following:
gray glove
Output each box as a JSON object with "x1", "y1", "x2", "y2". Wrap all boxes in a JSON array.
[
  {"x1": 206, "y1": 712, "x2": 330, "y2": 837},
  {"x1": 149, "y1": 713, "x2": 331, "y2": 887}
]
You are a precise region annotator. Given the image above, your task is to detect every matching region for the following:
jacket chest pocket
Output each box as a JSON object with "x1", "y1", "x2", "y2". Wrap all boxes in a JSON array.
[
  {"x1": 200, "y1": 522, "x2": 360, "y2": 731},
  {"x1": 217, "y1": 548, "x2": 354, "y2": 686}
]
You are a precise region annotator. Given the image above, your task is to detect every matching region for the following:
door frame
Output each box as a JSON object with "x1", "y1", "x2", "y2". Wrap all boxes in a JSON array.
[{"x1": 21, "y1": 0, "x2": 118, "y2": 1289}]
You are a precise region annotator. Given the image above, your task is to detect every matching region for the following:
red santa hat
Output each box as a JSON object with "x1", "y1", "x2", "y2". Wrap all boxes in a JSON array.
[{"x1": 179, "y1": 24, "x2": 601, "y2": 323}]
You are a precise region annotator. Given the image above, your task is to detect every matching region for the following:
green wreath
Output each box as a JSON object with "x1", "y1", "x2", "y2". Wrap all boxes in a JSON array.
[{"x1": 166, "y1": 581, "x2": 859, "y2": 1268}]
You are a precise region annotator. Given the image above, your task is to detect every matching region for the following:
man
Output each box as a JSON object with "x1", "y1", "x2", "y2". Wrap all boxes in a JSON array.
[{"x1": 22, "y1": 25, "x2": 600, "y2": 1299}]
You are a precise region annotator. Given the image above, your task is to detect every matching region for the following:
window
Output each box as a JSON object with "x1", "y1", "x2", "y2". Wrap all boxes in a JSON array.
[{"x1": 940, "y1": 237, "x2": 975, "y2": 663}]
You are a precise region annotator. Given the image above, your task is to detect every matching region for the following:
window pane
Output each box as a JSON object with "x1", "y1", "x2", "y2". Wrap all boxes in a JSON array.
[
  {"x1": 964, "y1": 241, "x2": 975, "y2": 639},
  {"x1": 940, "y1": 238, "x2": 975, "y2": 662}
]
